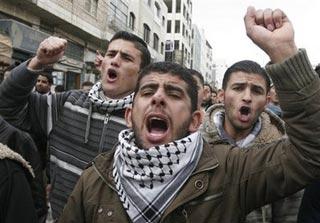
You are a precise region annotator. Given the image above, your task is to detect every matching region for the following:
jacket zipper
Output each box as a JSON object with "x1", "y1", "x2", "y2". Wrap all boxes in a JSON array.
[{"x1": 98, "y1": 113, "x2": 110, "y2": 153}]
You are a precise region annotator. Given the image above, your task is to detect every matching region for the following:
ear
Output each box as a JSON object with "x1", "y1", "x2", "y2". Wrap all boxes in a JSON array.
[
  {"x1": 125, "y1": 107, "x2": 133, "y2": 128},
  {"x1": 218, "y1": 89, "x2": 225, "y2": 103},
  {"x1": 263, "y1": 92, "x2": 271, "y2": 110},
  {"x1": 188, "y1": 110, "x2": 203, "y2": 133}
]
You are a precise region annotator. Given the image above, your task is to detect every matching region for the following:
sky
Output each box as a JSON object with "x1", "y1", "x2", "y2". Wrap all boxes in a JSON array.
[{"x1": 192, "y1": 0, "x2": 320, "y2": 86}]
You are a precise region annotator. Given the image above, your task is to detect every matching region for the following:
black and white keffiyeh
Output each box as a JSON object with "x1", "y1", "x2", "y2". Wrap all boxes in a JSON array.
[
  {"x1": 113, "y1": 129, "x2": 203, "y2": 223},
  {"x1": 88, "y1": 81, "x2": 134, "y2": 112}
]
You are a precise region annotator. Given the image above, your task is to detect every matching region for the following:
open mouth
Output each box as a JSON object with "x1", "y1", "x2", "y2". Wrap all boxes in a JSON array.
[
  {"x1": 147, "y1": 117, "x2": 168, "y2": 134},
  {"x1": 239, "y1": 106, "x2": 251, "y2": 115},
  {"x1": 107, "y1": 68, "x2": 118, "y2": 80}
]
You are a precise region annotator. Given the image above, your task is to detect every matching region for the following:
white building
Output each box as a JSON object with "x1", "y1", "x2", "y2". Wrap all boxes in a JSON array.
[
  {"x1": 191, "y1": 24, "x2": 216, "y2": 87},
  {"x1": 128, "y1": 0, "x2": 167, "y2": 62},
  {"x1": 164, "y1": 0, "x2": 193, "y2": 67}
]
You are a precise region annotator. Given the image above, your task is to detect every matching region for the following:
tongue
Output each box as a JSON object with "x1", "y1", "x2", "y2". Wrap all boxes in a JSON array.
[
  {"x1": 150, "y1": 127, "x2": 166, "y2": 135},
  {"x1": 239, "y1": 113, "x2": 250, "y2": 122}
]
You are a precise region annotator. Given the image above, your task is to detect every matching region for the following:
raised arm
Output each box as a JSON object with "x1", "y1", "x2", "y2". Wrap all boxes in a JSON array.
[
  {"x1": 0, "y1": 37, "x2": 67, "y2": 131},
  {"x1": 234, "y1": 7, "x2": 320, "y2": 213}
]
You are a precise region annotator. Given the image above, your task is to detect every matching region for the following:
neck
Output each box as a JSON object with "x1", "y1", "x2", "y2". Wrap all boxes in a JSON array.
[{"x1": 223, "y1": 118, "x2": 253, "y2": 142}]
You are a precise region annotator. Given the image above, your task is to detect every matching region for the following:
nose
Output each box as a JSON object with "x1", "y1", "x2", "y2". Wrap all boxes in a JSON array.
[
  {"x1": 151, "y1": 89, "x2": 166, "y2": 107},
  {"x1": 242, "y1": 88, "x2": 252, "y2": 103},
  {"x1": 110, "y1": 53, "x2": 120, "y2": 67}
]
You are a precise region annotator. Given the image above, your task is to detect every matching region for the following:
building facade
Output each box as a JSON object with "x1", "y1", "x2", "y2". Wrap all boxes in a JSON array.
[
  {"x1": 164, "y1": 0, "x2": 192, "y2": 68},
  {"x1": 128, "y1": 0, "x2": 167, "y2": 62}
]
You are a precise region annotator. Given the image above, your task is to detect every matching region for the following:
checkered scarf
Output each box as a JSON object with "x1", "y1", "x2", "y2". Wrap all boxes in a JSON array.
[
  {"x1": 214, "y1": 111, "x2": 261, "y2": 148},
  {"x1": 88, "y1": 81, "x2": 134, "y2": 112},
  {"x1": 113, "y1": 129, "x2": 203, "y2": 223}
]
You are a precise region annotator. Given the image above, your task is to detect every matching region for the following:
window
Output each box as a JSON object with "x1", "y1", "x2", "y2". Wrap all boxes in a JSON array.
[
  {"x1": 174, "y1": 40, "x2": 179, "y2": 50},
  {"x1": 129, "y1": 12, "x2": 135, "y2": 30},
  {"x1": 161, "y1": 42, "x2": 164, "y2": 54},
  {"x1": 162, "y1": 16, "x2": 165, "y2": 26},
  {"x1": 153, "y1": 33, "x2": 159, "y2": 51},
  {"x1": 174, "y1": 20, "x2": 180, "y2": 33},
  {"x1": 176, "y1": 0, "x2": 181, "y2": 13},
  {"x1": 183, "y1": 4, "x2": 186, "y2": 18},
  {"x1": 143, "y1": 23, "x2": 151, "y2": 44},
  {"x1": 85, "y1": 0, "x2": 98, "y2": 16},
  {"x1": 166, "y1": 0, "x2": 172, "y2": 13},
  {"x1": 148, "y1": 0, "x2": 151, "y2": 6},
  {"x1": 167, "y1": 20, "x2": 171, "y2": 33},
  {"x1": 155, "y1": 2, "x2": 161, "y2": 17},
  {"x1": 182, "y1": 24, "x2": 185, "y2": 36}
]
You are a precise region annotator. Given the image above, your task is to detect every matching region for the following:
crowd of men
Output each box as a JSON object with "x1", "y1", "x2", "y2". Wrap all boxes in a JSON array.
[{"x1": 0, "y1": 6, "x2": 320, "y2": 223}]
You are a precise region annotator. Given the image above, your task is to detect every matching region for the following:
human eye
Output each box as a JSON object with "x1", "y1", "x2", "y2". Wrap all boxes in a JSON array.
[{"x1": 140, "y1": 86, "x2": 155, "y2": 96}]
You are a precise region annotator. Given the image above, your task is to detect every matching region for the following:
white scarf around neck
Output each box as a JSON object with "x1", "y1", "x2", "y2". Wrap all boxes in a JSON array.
[
  {"x1": 88, "y1": 81, "x2": 134, "y2": 112},
  {"x1": 113, "y1": 129, "x2": 203, "y2": 223}
]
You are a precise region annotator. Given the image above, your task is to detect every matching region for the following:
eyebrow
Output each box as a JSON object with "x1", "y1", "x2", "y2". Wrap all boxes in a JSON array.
[
  {"x1": 231, "y1": 82, "x2": 266, "y2": 92},
  {"x1": 164, "y1": 83, "x2": 185, "y2": 93},
  {"x1": 107, "y1": 50, "x2": 135, "y2": 60}
]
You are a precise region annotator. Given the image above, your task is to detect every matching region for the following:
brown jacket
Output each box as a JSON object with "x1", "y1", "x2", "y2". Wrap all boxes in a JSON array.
[
  {"x1": 59, "y1": 49, "x2": 320, "y2": 223},
  {"x1": 201, "y1": 104, "x2": 302, "y2": 223}
]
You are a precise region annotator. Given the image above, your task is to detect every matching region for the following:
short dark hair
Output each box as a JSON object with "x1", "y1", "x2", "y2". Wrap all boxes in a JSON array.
[
  {"x1": 204, "y1": 83, "x2": 213, "y2": 93},
  {"x1": 222, "y1": 60, "x2": 271, "y2": 93},
  {"x1": 108, "y1": 31, "x2": 151, "y2": 69},
  {"x1": 39, "y1": 72, "x2": 53, "y2": 85},
  {"x1": 81, "y1": 81, "x2": 94, "y2": 88},
  {"x1": 189, "y1": 69, "x2": 204, "y2": 86},
  {"x1": 135, "y1": 62, "x2": 198, "y2": 112},
  {"x1": 54, "y1": 85, "x2": 65, "y2": 92}
]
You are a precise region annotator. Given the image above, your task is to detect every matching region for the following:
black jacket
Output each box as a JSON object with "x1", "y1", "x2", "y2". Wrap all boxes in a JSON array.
[
  {"x1": 0, "y1": 116, "x2": 47, "y2": 221},
  {"x1": 0, "y1": 143, "x2": 37, "y2": 223}
]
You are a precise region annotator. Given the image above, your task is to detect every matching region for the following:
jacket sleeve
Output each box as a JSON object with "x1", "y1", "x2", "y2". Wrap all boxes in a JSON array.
[
  {"x1": 230, "y1": 49, "x2": 320, "y2": 214},
  {"x1": 0, "y1": 61, "x2": 69, "y2": 135}
]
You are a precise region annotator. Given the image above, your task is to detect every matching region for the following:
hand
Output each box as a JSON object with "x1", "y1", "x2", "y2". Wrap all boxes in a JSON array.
[
  {"x1": 244, "y1": 6, "x2": 298, "y2": 63},
  {"x1": 94, "y1": 50, "x2": 103, "y2": 71},
  {"x1": 28, "y1": 36, "x2": 67, "y2": 70}
]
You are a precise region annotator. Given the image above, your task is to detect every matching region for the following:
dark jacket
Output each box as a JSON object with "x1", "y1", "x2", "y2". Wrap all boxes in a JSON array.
[
  {"x1": 0, "y1": 61, "x2": 129, "y2": 219},
  {"x1": 297, "y1": 181, "x2": 320, "y2": 223},
  {"x1": 0, "y1": 116, "x2": 47, "y2": 221},
  {"x1": 0, "y1": 143, "x2": 37, "y2": 223},
  {"x1": 59, "y1": 50, "x2": 320, "y2": 222}
]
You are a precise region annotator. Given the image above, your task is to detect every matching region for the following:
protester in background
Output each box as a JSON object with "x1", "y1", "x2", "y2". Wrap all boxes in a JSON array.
[
  {"x1": 201, "y1": 59, "x2": 302, "y2": 222},
  {"x1": 0, "y1": 31, "x2": 151, "y2": 220},
  {"x1": 54, "y1": 85, "x2": 65, "y2": 93},
  {"x1": 35, "y1": 72, "x2": 53, "y2": 95},
  {"x1": 0, "y1": 116, "x2": 47, "y2": 222},
  {"x1": 201, "y1": 82, "x2": 213, "y2": 110},
  {"x1": 267, "y1": 83, "x2": 282, "y2": 117},
  {"x1": 211, "y1": 88, "x2": 218, "y2": 104},
  {"x1": 0, "y1": 143, "x2": 37, "y2": 223},
  {"x1": 81, "y1": 81, "x2": 94, "y2": 93}
]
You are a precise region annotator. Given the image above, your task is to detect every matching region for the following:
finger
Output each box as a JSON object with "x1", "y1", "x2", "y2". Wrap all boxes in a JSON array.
[
  {"x1": 273, "y1": 8, "x2": 285, "y2": 28},
  {"x1": 244, "y1": 6, "x2": 256, "y2": 36},
  {"x1": 255, "y1": 9, "x2": 264, "y2": 26},
  {"x1": 263, "y1": 8, "x2": 275, "y2": 31}
]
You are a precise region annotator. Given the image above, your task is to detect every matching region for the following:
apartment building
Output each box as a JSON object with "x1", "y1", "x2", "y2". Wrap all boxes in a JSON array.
[
  {"x1": 164, "y1": 0, "x2": 192, "y2": 68},
  {"x1": 128, "y1": 0, "x2": 167, "y2": 62}
]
